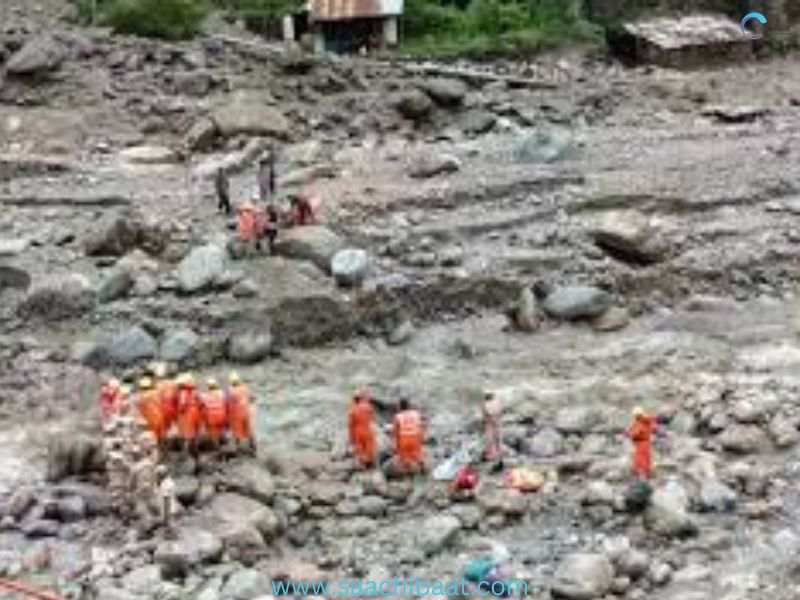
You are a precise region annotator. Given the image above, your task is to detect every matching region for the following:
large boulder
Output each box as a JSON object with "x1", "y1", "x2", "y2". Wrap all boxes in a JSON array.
[
  {"x1": 228, "y1": 332, "x2": 273, "y2": 364},
  {"x1": 98, "y1": 268, "x2": 134, "y2": 303},
  {"x1": 6, "y1": 35, "x2": 65, "y2": 76},
  {"x1": 0, "y1": 265, "x2": 31, "y2": 291},
  {"x1": 645, "y1": 481, "x2": 698, "y2": 538},
  {"x1": 17, "y1": 273, "x2": 95, "y2": 321},
  {"x1": 416, "y1": 514, "x2": 461, "y2": 556},
  {"x1": 160, "y1": 328, "x2": 201, "y2": 364},
  {"x1": 551, "y1": 553, "x2": 614, "y2": 600},
  {"x1": 210, "y1": 98, "x2": 289, "y2": 139},
  {"x1": 514, "y1": 127, "x2": 572, "y2": 164},
  {"x1": 84, "y1": 214, "x2": 164, "y2": 257},
  {"x1": 331, "y1": 249, "x2": 370, "y2": 287},
  {"x1": 209, "y1": 493, "x2": 280, "y2": 542},
  {"x1": 542, "y1": 286, "x2": 612, "y2": 320},
  {"x1": 46, "y1": 434, "x2": 104, "y2": 482},
  {"x1": 420, "y1": 78, "x2": 468, "y2": 107},
  {"x1": 155, "y1": 527, "x2": 223, "y2": 579},
  {"x1": 106, "y1": 326, "x2": 158, "y2": 366},
  {"x1": 177, "y1": 244, "x2": 228, "y2": 294},
  {"x1": 222, "y1": 462, "x2": 275, "y2": 504},
  {"x1": 276, "y1": 226, "x2": 345, "y2": 273},
  {"x1": 717, "y1": 424, "x2": 771, "y2": 454},
  {"x1": 392, "y1": 90, "x2": 434, "y2": 121}
]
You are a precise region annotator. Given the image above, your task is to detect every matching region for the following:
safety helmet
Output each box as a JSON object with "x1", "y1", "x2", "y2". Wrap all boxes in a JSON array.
[
  {"x1": 153, "y1": 363, "x2": 168, "y2": 378},
  {"x1": 120, "y1": 385, "x2": 132, "y2": 396},
  {"x1": 207, "y1": 378, "x2": 219, "y2": 389},
  {"x1": 108, "y1": 378, "x2": 121, "y2": 389},
  {"x1": 632, "y1": 406, "x2": 646, "y2": 418},
  {"x1": 155, "y1": 464, "x2": 168, "y2": 476},
  {"x1": 139, "y1": 377, "x2": 153, "y2": 390},
  {"x1": 178, "y1": 373, "x2": 195, "y2": 386},
  {"x1": 229, "y1": 372, "x2": 242, "y2": 385}
]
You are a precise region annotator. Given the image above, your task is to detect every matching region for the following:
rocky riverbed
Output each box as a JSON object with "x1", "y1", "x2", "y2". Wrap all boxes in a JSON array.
[{"x1": 3, "y1": 2, "x2": 800, "y2": 600}]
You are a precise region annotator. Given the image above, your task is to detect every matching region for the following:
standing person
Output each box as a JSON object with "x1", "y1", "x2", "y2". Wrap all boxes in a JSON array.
[
  {"x1": 392, "y1": 398, "x2": 425, "y2": 475},
  {"x1": 177, "y1": 374, "x2": 202, "y2": 459},
  {"x1": 155, "y1": 364, "x2": 179, "y2": 443},
  {"x1": 290, "y1": 194, "x2": 315, "y2": 227},
  {"x1": 258, "y1": 151, "x2": 276, "y2": 206},
  {"x1": 137, "y1": 378, "x2": 166, "y2": 453},
  {"x1": 156, "y1": 465, "x2": 176, "y2": 534},
  {"x1": 264, "y1": 203, "x2": 279, "y2": 255},
  {"x1": 482, "y1": 390, "x2": 502, "y2": 463},
  {"x1": 202, "y1": 378, "x2": 228, "y2": 450},
  {"x1": 348, "y1": 389, "x2": 377, "y2": 469},
  {"x1": 215, "y1": 168, "x2": 231, "y2": 215},
  {"x1": 228, "y1": 372, "x2": 256, "y2": 455},
  {"x1": 627, "y1": 406, "x2": 658, "y2": 480},
  {"x1": 99, "y1": 378, "x2": 122, "y2": 421}
]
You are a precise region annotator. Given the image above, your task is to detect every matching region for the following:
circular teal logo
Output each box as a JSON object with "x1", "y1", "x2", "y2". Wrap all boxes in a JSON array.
[{"x1": 741, "y1": 12, "x2": 767, "y2": 39}]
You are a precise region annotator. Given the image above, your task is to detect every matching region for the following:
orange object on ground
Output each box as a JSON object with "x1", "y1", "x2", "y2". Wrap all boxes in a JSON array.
[
  {"x1": 178, "y1": 384, "x2": 203, "y2": 441},
  {"x1": 627, "y1": 411, "x2": 657, "y2": 479},
  {"x1": 228, "y1": 383, "x2": 254, "y2": 441},
  {"x1": 348, "y1": 394, "x2": 377, "y2": 468},
  {"x1": 203, "y1": 388, "x2": 229, "y2": 441},
  {"x1": 393, "y1": 409, "x2": 424, "y2": 470},
  {"x1": 138, "y1": 388, "x2": 166, "y2": 441},
  {"x1": 158, "y1": 378, "x2": 179, "y2": 432},
  {"x1": 0, "y1": 577, "x2": 66, "y2": 600}
]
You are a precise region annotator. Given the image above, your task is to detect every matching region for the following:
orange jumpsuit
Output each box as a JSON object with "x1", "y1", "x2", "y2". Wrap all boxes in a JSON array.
[
  {"x1": 177, "y1": 384, "x2": 203, "y2": 441},
  {"x1": 393, "y1": 410, "x2": 424, "y2": 471},
  {"x1": 229, "y1": 384, "x2": 253, "y2": 441},
  {"x1": 348, "y1": 399, "x2": 377, "y2": 468},
  {"x1": 203, "y1": 389, "x2": 229, "y2": 442},
  {"x1": 158, "y1": 378, "x2": 179, "y2": 434},
  {"x1": 138, "y1": 389, "x2": 166, "y2": 441},
  {"x1": 627, "y1": 415, "x2": 657, "y2": 479}
]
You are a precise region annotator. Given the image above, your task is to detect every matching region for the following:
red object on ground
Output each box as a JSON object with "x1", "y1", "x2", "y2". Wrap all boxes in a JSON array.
[
  {"x1": 453, "y1": 465, "x2": 480, "y2": 490},
  {"x1": 0, "y1": 577, "x2": 66, "y2": 600}
]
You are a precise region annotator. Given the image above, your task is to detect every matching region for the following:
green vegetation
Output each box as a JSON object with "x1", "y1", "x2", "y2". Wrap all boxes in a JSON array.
[
  {"x1": 76, "y1": 0, "x2": 209, "y2": 39},
  {"x1": 402, "y1": 0, "x2": 603, "y2": 57}
]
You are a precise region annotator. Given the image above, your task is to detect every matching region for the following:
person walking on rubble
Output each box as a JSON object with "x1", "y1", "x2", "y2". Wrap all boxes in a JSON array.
[
  {"x1": 154, "y1": 363, "x2": 179, "y2": 443},
  {"x1": 215, "y1": 167, "x2": 231, "y2": 215},
  {"x1": 177, "y1": 373, "x2": 203, "y2": 459},
  {"x1": 228, "y1": 372, "x2": 257, "y2": 454},
  {"x1": 482, "y1": 390, "x2": 502, "y2": 463},
  {"x1": 258, "y1": 151, "x2": 276, "y2": 206},
  {"x1": 348, "y1": 388, "x2": 377, "y2": 469},
  {"x1": 392, "y1": 398, "x2": 425, "y2": 475},
  {"x1": 627, "y1": 406, "x2": 658, "y2": 480},
  {"x1": 202, "y1": 378, "x2": 229, "y2": 450},
  {"x1": 137, "y1": 377, "x2": 166, "y2": 453}
]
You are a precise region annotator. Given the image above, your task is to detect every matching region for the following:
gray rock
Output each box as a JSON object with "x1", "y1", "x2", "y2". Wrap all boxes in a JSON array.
[
  {"x1": 555, "y1": 406, "x2": 600, "y2": 435},
  {"x1": 70, "y1": 337, "x2": 108, "y2": 367},
  {"x1": 615, "y1": 548, "x2": 650, "y2": 580},
  {"x1": 0, "y1": 265, "x2": 31, "y2": 291},
  {"x1": 388, "y1": 320, "x2": 415, "y2": 346},
  {"x1": 211, "y1": 100, "x2": 289, "y2": 139},
  {"x1": 582, "y1": 481, "x2": 615, "y2": 506},
  {"x1": 119, "y1": 145, "x2": 177, "y2": 165},
  {"x1": 233, "y1": 278, "x2": 260, "y2": 298},
  {"x1": 185, "y1": 117, "x2": 219, "y2": 152},
  {"x1": 645, "y1": 481, "x2": 698, "y2": 538},
  {"x1": 6, "y1": 35, "x2": 65, "y2": 76},
  {"x1": 209, "y1": 493, "x2": 280, "y2": 542},
  {"x1": 0, "y1": 238, "x2": 30, "y2": 256},
  {"x1": 463, "y1": 110, "x2": 497, "y2": 136},
  {"x1": 276, "y1": 226, "x2": 345, "y2": 272},
  {"x1": 331, "y1": 248, "x2": 370, "y2": 287},
  {"x1": 177, "y1": 244, "x2": 228, "y2": 294},
  {"x1": 46, "y1": 434, "x2": 103, "y2": 482},
  {"x1": 420, "y1": 78, "x2": 468, "y2": 106},
  {"x1": 122, "y1": 565, "x2": 163, "y2": 596},
  {"x1": 98, "y1": 268, "x2": 134, "y2": 303},
  {"x1": 17, "y1": 273, "x2": 95, "y2": 321},
  {"x1": 769, "y1": 414, "x2": 800, "y2": 448},
  {"x1": 160, "y1": 328, "x2": 200, "y2": 364},
  {"x1": 718, "y1": 424, "x2": 771, "y2": 454},
  {"x1": 551, "y1": 553, "x2": 614, "y2": 599},
  {"x1": 4, "y1": 490, "x2": 35, "y2": 520},
  {"x1": 416, "y1": 514, "x2": 461, "y2": 556},
  {"x1": 526, "y1": 428, "x2": 565, "y2": 457},
  {"x1": 392, "y1": 90, "x2": 434, "y2": 121},
  {"x1": 55, "y1": 496, "x2": 86, "y2": 522},
  {"x1": 357, "y1": 496, "x2": 388, "y2": 518},
  {"x1": 731, "y1": 399, "x2": 768, "y2": 424},
  {"x1": 107, "y1": 326, "x2": 158, "y2": 366},
  {"x1": 155, "y1": 528, "x2": 223, "y2": 579},
  {"x1": 85, "y1": 215, "x2": 144, "y2": 257},
  {"x1": 21, "y1": 519, "x2": 60, "y2": 538},
  {"x1": 173, "y1": 476, "x2": 200, "y2": 505},
  {"x1": 228, "y1": 332, "x2": 273, "y2": 364},
  {"x1": 408, "y1": 153, "x2": 461, "y2": 179},
  {"x1": 508, "y1": 286, "x2": 539, "y2": 332},
  {"x1": 514, "y1": 126, "x2": 572, "y2": 164},
  {"x1": 223, "y1": 463, "x2": 275, "y2": 504},
  {"x1": 591, "y1": 306, "x2": 630, "y2": 332},
  {"x1": 697, "y1": 479, "x2": 738, "y2": 513},
  {"x1": 543, "y1": 286, "x2": 612, "y2": 320},
  {"x1": 591, "y1": 211, "x2": 667, "y2": 265},
  {"x1": 221, "y1": 568, "x2": 270, "y2": 600}
]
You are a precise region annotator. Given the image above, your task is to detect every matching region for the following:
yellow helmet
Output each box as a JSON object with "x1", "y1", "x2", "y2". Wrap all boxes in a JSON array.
[
  {"x1": 632, "y1": 406, "x2": 646, "y2": 418},
  {"x1": 120, "y1": 384, "x2": 132, "y2": 396},
  {"x1": 139, "y1": 377, "x2": 153, "y2": 390},
  {"x1": 153, "y1": 363, "x2": 168, "y2": 378},
  {"x1": 207, "y1": 378, "x2": 219, "y2": 389},
  {"x1": 229, "y1": 372, "x2": 242, "y2": 385},
  {"x1": 108, "y1": 378, "x2": 121, "y2": 389}
]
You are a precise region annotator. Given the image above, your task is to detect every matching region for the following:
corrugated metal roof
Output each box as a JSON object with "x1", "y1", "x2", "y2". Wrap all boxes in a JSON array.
[{"x1": 311, "y1": 0, "x2": 403, "y2": 21}]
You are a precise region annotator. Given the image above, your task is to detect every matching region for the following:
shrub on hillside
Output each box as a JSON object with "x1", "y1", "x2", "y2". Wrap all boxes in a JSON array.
[{"x1": 76, "y1": 0, "x2": 208, "y2": 40}]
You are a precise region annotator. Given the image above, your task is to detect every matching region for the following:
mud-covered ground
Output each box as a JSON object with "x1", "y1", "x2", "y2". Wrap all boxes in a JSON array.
[{"x1": 3, "y1": 2, "x2": 800, "y2": 600}]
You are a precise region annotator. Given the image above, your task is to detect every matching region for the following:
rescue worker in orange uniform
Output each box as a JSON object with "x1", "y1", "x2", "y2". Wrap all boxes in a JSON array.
[
  {"x1": 228, "y1": 372, "x2": 256, "y2": 454},
  {"x1": 627, "y1": 406, "x2": 658, "y2": 480},
  {"x1": 238, "y1": 199, "x2": 267, "y2": 251},
  {"x1": 177, "y1": 373, "x2": 203, "y2": 457},
  {"x1": 392, "y1": 398, "x2": 425, "y2": 474},
  {"x1": 348, "y1": 389, "x2": 377, "y2": 469},
  {"x1": 99, "y1": 378, "x2": 122, "y2": 420},
  {"x1": 154, "y1": 364, "x2": 179, "y2": 440},
  {"x1": 202, "y1": 378, "x2": 229, "y2": 449},
  {"x1": 137, "y1": 378, "x2": 167, "y2": 449}
]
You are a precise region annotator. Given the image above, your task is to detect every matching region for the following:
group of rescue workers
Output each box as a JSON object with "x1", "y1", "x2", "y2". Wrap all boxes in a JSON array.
[
  {"x1": 215, "y1": 151, "x2": 318, "y2": 255},
  {"x1": 99, "y1": 364, "x2": 257, "y2": 457}
]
